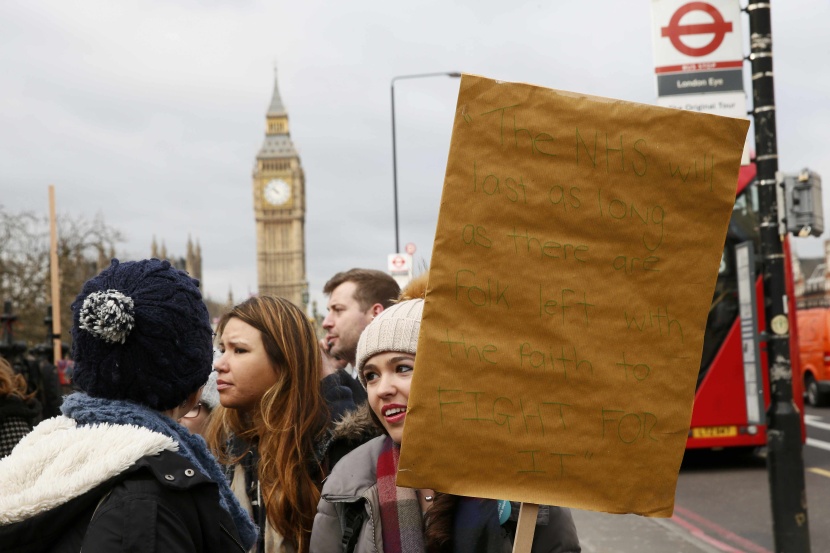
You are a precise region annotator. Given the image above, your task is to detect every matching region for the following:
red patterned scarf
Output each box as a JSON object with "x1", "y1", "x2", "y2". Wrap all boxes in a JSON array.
[{"x1": 377, "y1": 436, "x2": 425, "y2": 553}]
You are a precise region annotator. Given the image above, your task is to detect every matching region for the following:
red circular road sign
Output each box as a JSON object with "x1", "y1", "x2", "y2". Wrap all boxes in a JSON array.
[
  {"x1": 392, "y1": 255, "x2": 406, "y2": 268},
  {"x1": 405, "y1": 242, "x2": 416, "y2": 255},
  {"x1": 661, "y1": 2, "x2": 733, "y2": 57}
]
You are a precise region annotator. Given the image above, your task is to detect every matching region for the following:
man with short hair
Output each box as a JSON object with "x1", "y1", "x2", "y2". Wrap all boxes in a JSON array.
[{"x1": 319, "y1": 269, "x2": 400, "y2": 404}]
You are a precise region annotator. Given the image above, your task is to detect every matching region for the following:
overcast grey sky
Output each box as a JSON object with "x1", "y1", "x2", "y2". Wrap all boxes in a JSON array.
[{"x1": 1, "y1": 1, "x2": 827, "y2": 311}]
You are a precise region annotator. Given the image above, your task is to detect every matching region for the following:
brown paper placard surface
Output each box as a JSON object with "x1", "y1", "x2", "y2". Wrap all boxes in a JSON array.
[{"x1": 396, "y1": 74, "x2": 749, "y2": 517}]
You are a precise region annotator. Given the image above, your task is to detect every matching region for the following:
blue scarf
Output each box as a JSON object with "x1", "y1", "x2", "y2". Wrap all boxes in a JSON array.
[{"x1": 61, "y1": 392, "x2": 258, "y2": 550}]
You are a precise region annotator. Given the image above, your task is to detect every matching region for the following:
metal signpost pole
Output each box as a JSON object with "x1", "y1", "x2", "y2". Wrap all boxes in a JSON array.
[
  {"x1": 390, "y1": 72, "x2": 461, "y2": 254},
  {"x1": 391, "y1": 80, "x2": 401, "y2": 254},
  {"x1": 747, "y1": 2, "x2": 811, "y2": 550}
]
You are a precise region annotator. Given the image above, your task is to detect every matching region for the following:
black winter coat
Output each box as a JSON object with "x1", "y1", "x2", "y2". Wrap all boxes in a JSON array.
[{"x1": 1, "y1": 450, "x2": 247, "y2": 553}]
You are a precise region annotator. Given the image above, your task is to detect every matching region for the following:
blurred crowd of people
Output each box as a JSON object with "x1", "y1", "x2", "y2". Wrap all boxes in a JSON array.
[{"x1": 0, "y1": 259, "x2": 580, "y2": 553}]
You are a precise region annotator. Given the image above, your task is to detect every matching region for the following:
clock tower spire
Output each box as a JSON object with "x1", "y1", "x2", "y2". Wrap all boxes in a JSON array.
[{"x1": 252, "y1": 68, "x2": 308, "y2": 308}]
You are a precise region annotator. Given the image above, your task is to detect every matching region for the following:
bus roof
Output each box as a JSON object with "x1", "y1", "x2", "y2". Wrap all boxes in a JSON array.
[{"x1": 736, "y1": 163, "x2": 757, "y2": 196}]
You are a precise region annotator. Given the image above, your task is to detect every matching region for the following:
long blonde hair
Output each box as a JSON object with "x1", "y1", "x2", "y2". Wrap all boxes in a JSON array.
[
  {"x1": 205, "y1": 296, "x2": 328, "y2": 553},
  {"x1": 0, "y1": 357, "x2": 34, "y2": 401}
]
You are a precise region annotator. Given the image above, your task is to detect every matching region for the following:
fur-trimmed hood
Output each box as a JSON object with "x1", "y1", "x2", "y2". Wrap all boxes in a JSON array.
[
  {"x1": 0, "y1": 415, "x2": 178, "y2": 524},
  {"x1": 330, "y1": 402, "x2": 380, "y2": 444},
  {"x1": 318, "y1": 403, "x2": 382, "y2": 473}
]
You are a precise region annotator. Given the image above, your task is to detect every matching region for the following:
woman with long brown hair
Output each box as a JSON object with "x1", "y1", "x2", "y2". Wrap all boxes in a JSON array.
[{"x1": 207, "y1": 295, "x2": 357, "y2": 553}]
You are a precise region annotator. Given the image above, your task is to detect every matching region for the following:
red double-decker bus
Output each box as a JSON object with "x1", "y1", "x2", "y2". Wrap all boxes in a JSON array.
[{"x1": 687, "y1": 163, "x2": 805, "y2": 450}]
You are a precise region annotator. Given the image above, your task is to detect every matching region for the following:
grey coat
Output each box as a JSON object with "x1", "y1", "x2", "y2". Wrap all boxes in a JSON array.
[
  {"x1": 310, "y1": 435, "x2": 581, "y2": 553},
  {"x1": 311, "y1": 435, "x2": 385, "y2": 553}
]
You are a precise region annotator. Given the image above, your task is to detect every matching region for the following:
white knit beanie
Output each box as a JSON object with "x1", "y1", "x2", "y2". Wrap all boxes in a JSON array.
[
  {"x1": 355, "y1": 298, "x2": 424, "y2": 386},
  {"x1": 200, "y1": 371, "x2": 220, "y2": 410}
]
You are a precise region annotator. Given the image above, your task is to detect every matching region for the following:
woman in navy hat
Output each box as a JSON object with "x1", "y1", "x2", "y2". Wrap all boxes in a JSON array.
[{"x1": 0, "y1": 259, "x2": 257, "y2": 552}]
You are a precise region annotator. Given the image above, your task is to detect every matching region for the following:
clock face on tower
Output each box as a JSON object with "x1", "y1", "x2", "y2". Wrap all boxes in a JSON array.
[{"x1": 263, "y1": 179, "x2": 291, "y2": 206}]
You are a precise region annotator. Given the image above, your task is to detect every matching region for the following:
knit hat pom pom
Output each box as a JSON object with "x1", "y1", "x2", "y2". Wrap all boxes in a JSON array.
[{"x1": 78, "y1": 289, "x2": 136, "y2": 344}]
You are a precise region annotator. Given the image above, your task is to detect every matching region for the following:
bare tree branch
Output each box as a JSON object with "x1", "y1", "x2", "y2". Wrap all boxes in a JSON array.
[{"x1": 0, "y1": 205, "x2": 123, "y2": 347}]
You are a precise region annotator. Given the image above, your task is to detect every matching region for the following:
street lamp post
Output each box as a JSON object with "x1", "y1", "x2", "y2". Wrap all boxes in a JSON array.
[{"x1": 391, "y1": 72, "x2": 461, "y2": 254}]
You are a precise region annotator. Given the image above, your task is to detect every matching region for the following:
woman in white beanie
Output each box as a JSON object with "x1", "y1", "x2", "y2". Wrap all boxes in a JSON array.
[
  {"x1": 310, "y1": 275, "x2": 581, "y2": 553},
  {"x1": 179, "y1": 371, "x2": 219, "y2": 437}
]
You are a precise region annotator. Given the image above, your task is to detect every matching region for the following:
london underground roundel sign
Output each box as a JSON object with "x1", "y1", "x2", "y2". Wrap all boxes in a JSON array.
[
  {"x1": 652, "y1": 0, "x2": 743, "y2": 69},
  {"x1": 661, "y1": 2, "x2": 732, "y2": 57}
]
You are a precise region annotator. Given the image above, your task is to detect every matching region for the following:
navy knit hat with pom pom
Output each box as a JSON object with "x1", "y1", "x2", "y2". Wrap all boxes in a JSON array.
[{"x1": 71, "y1": 258, "x2": 213, "y2": 411}]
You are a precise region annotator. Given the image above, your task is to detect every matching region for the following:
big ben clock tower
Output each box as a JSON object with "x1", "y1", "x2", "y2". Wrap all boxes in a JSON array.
[{"x1": 253, "y1": 70, "x2": 308, "y2": 308}]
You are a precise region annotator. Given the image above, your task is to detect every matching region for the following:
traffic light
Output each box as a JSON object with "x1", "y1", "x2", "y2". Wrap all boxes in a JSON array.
[{"x1": 777, "y1": 168, "x2": 823, "y2": 237}]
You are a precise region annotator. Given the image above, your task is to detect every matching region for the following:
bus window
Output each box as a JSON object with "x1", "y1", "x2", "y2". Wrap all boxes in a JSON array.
[{"x1": 699, "y1": 182, "x2": 760, "y2": 386}]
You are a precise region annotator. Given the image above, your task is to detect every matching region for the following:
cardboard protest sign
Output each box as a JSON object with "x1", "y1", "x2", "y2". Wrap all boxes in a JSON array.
[{"x1": 396, "y1": 74, "x2": 749, "y2": 516}]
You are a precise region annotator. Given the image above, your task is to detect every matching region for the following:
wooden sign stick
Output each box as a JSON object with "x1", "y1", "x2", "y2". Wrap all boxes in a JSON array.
[
  {"x1": 511, "y1": 502, "x2": 539, "y2": 553},
  {"x1": 48, "y1": 185, "x2": 62, "y2": 365}
]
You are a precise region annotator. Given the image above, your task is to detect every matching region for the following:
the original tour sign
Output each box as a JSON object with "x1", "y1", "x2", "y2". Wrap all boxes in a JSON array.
[{"x1": 397, "y1": 74, "x2": 749, "y2": 516}]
